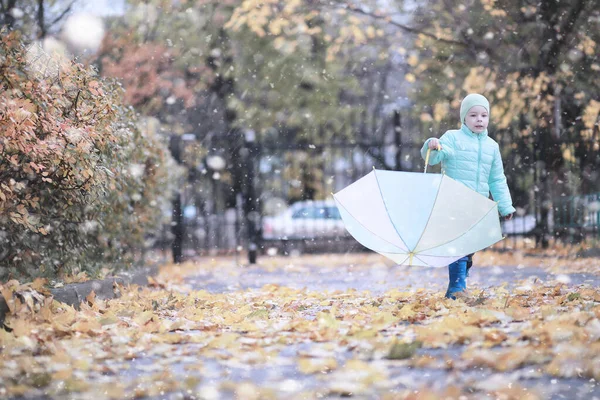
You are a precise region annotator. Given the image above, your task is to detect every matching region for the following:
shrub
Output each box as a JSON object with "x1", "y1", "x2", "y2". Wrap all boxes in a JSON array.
[{"x1": 0, "y1": 32, "x2": 180, "y2": 281}]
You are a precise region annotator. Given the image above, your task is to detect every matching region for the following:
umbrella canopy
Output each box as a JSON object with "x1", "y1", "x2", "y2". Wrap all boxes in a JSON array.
[{"x1": 333, "y1": 169, "x2": 503, "y2": 267}]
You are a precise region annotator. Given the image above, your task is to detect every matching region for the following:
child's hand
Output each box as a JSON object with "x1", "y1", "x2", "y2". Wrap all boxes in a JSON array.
[
  {"x1": 428, "y1": 139, "x2": 442, "y2": 150},
  {"x1": 503, "y1": 213, "x2": 514, "y2": 221}
]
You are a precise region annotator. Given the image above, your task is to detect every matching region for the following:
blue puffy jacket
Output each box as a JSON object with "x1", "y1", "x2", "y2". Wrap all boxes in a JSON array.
[{"x1": 421, "y1": 124, "x2": 516, "y2": 217}]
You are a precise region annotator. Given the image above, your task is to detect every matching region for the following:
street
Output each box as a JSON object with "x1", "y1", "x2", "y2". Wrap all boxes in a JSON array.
[{"x1": 4, "y1": 251, "x2": 599, "y2": 399}]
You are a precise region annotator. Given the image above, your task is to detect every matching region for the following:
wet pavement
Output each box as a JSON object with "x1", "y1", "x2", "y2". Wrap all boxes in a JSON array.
[
  {"x1": 185, "y1": 258, "x2": 600, "y2": 295},
  {"x1": 107, "y1": 256, "x2": 600, "y2": 399}
]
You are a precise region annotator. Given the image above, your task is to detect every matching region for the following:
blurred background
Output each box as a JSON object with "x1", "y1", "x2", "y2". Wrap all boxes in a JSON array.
[{"x1": 1, "y1": 0, "x2": 599, "y2": 272}]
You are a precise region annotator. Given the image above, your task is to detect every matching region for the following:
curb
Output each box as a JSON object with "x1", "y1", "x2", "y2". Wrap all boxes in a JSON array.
[{"x1": 0, "y1": 264, "x2": 160, "y2": 327}]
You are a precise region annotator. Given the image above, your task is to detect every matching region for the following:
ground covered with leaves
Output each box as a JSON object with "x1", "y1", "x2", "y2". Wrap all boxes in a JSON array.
[{"x1": 2, "y1": 251, "x2": 600, "y2": 399}]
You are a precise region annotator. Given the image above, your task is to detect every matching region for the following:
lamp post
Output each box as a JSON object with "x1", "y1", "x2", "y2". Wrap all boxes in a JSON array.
[
  {"x1": 169, "y1": 135, "x2": 184, "y2": 264},
  {"x1": 169, "y1": 134, "x2": 197, "y2": 264},
  {"x1": 205, "y1": 152, "x2": 226, "y2": 252},
  {"x1": 242, "y1": 129, "x2": 260, "y2": 264},
  {"x1": 206, "y1": 153, "x2": 226, "y2": 211}
]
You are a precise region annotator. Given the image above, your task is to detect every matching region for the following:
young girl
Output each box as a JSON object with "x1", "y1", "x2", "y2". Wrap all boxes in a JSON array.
[{"x1": 421, "y1": 93, "x2": 515, "y2": 299}]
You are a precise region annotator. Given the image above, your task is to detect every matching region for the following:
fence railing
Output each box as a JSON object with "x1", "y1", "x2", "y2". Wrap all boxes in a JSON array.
[
  {"x1": 553, "y1": 193, "x2": 600, "y2": 238},
  {"x1": 159, "y1": 135, "x2": 600, "y2": 258},
  {"x1": 160, "y1": 196, "x2": 600, "y2": 258}
]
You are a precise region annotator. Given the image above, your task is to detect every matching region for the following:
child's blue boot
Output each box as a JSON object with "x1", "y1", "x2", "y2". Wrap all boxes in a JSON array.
[
  {"x1": 465, "y1": 254, "x2": 474, "y2": 277},
  {"x1": 445, "y1": 256, "x2": 468, "y2": 299}
]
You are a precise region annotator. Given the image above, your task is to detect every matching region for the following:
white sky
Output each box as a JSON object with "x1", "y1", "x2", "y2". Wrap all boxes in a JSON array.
[{"x1": 74, "y1": 0, "x2": 125, "y2": 16}]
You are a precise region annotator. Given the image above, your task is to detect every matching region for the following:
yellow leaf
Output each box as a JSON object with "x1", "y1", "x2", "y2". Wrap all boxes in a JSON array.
[
  {"x1": 152, "y1": 333, "x2": 188, "y2": 344},
  {"x1": 86, "y1": 290, "x2": 96, "y2": 305},
  {"x1": 1, "y1": 286, "x2": 15, "y2": 313},
  {"x1": 30, "y1": 278, "x2": 48, "y2": 293},
  {"x1": 352, "y1": 329, "x2": 378, "y2": 339},
  {"x1": 246, "y1": 308, "x2": 269, "y2": 319},
  {"x1": 397, "y1": 304, "x2": 416, "y2": 320},
  {"x1": 349, "y1": 25, "x2": 366, "y2": 43},
  {"x1": 0, "y1": 328, "x2": 16, "y2": 347},
  {"x1": 298, "y1": 357, "x2": 338, "y2": 374},
  {"x1": 52, "y1": 305, "x2": 77, "y2": 328},
  {"x1": 366, "y1": 26, "x2": 376, "y2": 39},
  {"x1": 317, "y1": 311, "x2": 339, "y2": 329},
  {"x1": 209, "y1": 333, "x2": 239, "y2": 348},
  {"x1": 98, "y1": 314, "x2": 119, "y2": 326},
  {"x1": 407, "y1": 54, "x2": 419, "y2": 67},
  {"x1": 71, "y1": 318, "x2": 102, "y2": 333},
  {"x1": 238, "y1": 320, "x2": 260, "y2": 332},
  {"x1": 134, "y1": 310, "x2": 155, "y2": 326},
  {"x1": 8, "y1": 318, "x2": 35, "y2": 337},
  {"x1": 52, "y1": 367, "x2": 73, "y2": 380}
]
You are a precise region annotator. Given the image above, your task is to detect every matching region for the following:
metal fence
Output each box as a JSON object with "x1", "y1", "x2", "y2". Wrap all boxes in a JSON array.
[
  {"x1": 553, "y1": 193, "x2": 600, "y2": 241},
  {"x1": 173, "y1": 141, "x2": 410, "y2": 257},
  {"x1": 255, "y1": 142, "x2": 401, "y2": 256},
  {"x1": 158, "y1": 123, "x2": 600, "y2": 260},
  {"x1": 168, "y1": 139, "x2": 573, "y2": 259}
]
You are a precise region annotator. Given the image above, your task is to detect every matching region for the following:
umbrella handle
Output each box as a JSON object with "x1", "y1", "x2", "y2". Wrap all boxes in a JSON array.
[{"x1": 424, "y1": 145, "x2": 441, "y2": 173}]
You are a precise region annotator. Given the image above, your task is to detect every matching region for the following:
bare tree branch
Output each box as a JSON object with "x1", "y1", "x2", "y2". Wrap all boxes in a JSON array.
[
  {"x1": 49, "y1": 0, "x2": 76, "y2": 27},
  {"x1": 339, "y1": 3, "x2": 479, "y2": 49}
]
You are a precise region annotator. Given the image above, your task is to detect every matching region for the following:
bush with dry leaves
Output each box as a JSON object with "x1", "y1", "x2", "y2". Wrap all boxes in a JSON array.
[{"x1": 0, "y1": 32, "x2": 179, "y2": 281}]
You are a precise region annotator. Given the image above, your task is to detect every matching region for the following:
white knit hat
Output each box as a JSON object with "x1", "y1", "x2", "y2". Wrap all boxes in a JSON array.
[{"x1": 460, "y1": 94, "x2": 490, "y2": 123}]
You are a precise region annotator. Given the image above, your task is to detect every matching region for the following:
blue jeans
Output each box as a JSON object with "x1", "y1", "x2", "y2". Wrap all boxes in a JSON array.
[{"x1": 445, "y1": 256, "x2": 469, "y2": 299}]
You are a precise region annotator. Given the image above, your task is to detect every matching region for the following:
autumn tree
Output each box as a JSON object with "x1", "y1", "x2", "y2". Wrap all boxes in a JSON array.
[
  {"x1": 225, "y1": 0, "x2": 406, "y2": 147},
  {"x1": 99, "y1": 0, "x2": 362, "y2": 206},
  {"x1": 97, "y1": 1, "x2": 254, "y2": 258},
  {"x1": 405, "y1": 0, "x2": 600, "y2": 245},
  {"x1": 230, "y1": 0, "x2": 600, "y2": 242},
  {"x1": 224, "y1": 0, "x2": 417, "y2": 202},
  {"x1": 97, "y1": 1, "x2": 216, "y2": 130}
]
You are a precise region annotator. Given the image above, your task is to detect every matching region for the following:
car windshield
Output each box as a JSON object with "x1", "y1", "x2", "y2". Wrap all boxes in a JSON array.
[
  {"x1": 292, "y1": 206, "x2": 328, "y2": 219},
  {"x1": 290, "y1": 204, "x2": 341, "y2": 220},
  {"x1": 327, "y1": 207, "x2": 341, "y2": 220}
]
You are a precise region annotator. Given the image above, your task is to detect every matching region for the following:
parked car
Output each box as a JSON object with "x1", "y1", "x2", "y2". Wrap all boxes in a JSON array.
[
  {"x1": 502, "y1": 214, "x2": 536, "y2": 235},
  {"x1": 262, "y1": 200, "x2": 348, "y2": 241}
]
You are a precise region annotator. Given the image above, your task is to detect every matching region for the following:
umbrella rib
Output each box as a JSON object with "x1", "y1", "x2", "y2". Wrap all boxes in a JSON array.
[
  {"x1": 396, "y1": 254, "x2": 410, "y2": 265},
  {"x1": 372, "y1": 169, "x2": 409, "y2": 251},
  {"x1": 333, "y1": 194, "x2": 407, "y2": 252},
  {"x1": 412, "y1": 254, "x2": 432, "y2": 267},
  {"x1": 410, "y1": 174, "x2": 444, "y2": 252},
  {"x1": 381, "y1": 251, "x2": 462, "y2": 258},
  {"x1": 384, "y1": 252, "x2": 463, "y2": 258},
  {"x1": 417, "y1": 204, "x2": 500, "y2": 254}
]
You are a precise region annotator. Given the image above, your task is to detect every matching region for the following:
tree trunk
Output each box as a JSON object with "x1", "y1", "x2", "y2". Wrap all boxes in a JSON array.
[
  {"x1": 0, "y1": 0, "x2": 18, "y2": 30},
  {"x1": 394, "y1": 110, "x2": 402, "y2": 170},
  {"x1": 36, "y1": 0, "x2": 46, "y2": 38},
  {"x1": 168, "y1": 135, "x2": 185, "y2": 263}
]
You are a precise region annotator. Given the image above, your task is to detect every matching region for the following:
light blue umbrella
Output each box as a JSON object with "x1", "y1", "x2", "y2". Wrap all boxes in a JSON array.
[{"x1": 332, "y1": 152, "x2": 503, "y2": 267}]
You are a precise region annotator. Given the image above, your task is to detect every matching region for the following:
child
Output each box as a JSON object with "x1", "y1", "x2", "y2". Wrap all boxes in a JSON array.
[{"x1": 420, "y1": 93, "x2": 515, "y2": 299}]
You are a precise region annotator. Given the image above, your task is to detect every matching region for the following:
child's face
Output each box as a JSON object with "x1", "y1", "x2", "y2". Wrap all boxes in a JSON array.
[{"x1": 464, "y1": 105, "x2": 489, "y2": 134}]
